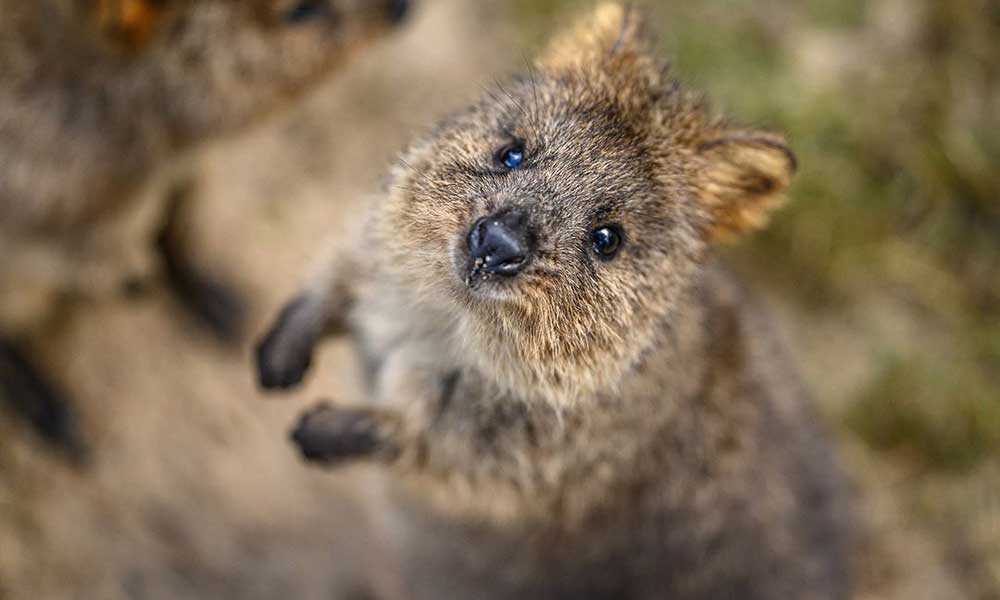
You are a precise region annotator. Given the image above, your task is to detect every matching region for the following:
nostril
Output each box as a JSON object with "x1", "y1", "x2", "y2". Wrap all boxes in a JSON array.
[
  {"x1": 468, "y1": 217, "x2": 488, "y2": 255},
  {"x1": 386, "y1": 0, "x2": 409, "y2": 24},
  {"x1": 503, "y1": 208, "x2": 528, "y2": 230},
  {"x1": 467, "y1": 210, "x2": 531, "y2": 276}
]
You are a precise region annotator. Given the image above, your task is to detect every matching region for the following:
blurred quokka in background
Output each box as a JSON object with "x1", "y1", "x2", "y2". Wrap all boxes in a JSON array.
[
  {"x1": 257, "y1": 3, "x2": 854, "y2": 598},
  {"x1": 0, "y1": 0, "x2": 410, "y2": 459}
]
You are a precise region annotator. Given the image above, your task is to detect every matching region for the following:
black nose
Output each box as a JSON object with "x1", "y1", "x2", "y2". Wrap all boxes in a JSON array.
[
  {"x1": 385, "y1": 0, "x2": 409, "y2": 24},
  {"x1": 468, "y1": 208, "x2": 531, "y2": 276}
]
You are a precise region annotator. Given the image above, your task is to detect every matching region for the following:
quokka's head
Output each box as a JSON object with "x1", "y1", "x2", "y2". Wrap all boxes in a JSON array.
[
  {"x1": 94, "y1": 0, "x2": 410, "y2": 133},
  {"x1": 383, "y1": 3, "x2": 796, "y2": 403}
]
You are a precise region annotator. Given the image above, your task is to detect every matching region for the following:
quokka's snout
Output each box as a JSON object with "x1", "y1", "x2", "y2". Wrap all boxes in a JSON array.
[{"x1": 466, "y1": 207, "x2": 533, "y2": 279}]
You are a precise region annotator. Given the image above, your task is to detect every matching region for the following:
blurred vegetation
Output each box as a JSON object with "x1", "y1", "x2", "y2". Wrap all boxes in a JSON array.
[{"x1": 512, "y1": 1, "x2": 999, "y2": 593}]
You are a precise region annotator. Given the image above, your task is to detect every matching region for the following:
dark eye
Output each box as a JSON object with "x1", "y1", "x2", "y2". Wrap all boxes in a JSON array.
[
  {"x1": 591, "y1": 226, "x2": 623, "y2": 259},
  {"x1": 497, "y1": 142, "x2": 525, "y2": 170},
  {"x1": 283, "y1": 0, "x2": 328, "y2": 24}
]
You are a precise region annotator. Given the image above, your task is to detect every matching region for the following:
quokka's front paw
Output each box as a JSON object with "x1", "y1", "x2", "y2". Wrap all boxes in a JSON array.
[
  {"x1": 290, "y1": 403, "x2": 390, "y2": 466},
  {"x1": 0, "y1": 339, "x2": 90, "y2": 466},
  {"x1": 156, "y1": 183, "x2": 247, "y2": 344},
  {"x1": 256, "y1": 297, "x2": 316, "y2": 390}
]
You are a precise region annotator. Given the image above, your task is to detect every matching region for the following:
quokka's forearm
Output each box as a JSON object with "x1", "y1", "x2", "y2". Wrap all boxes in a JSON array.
[
  {"x1": 256, "y1": 245, "x2": 361, "y2": 390},
  {"x1": 289, "y1": 399, "x2": 560, "y2": 498}
]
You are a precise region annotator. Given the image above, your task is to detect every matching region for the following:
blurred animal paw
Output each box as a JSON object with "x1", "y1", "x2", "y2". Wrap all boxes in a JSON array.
[
  {"x1": 156, "y1": 184, "x2": 247, "y2": 343},
  {"x1": 255, "y1": 297, "x2": 317, "y2": 390},
  {"x1": 163, "y1": 259, "x2": 247, "y2": 343},
  {"x1": 0, "y1": 338, "x2": 90, "y2": 466},
  {"x1": 290, "y1": 403, "x2": 387, "y2": 466}
]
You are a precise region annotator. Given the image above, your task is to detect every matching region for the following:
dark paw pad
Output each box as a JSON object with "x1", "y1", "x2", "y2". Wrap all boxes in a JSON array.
[
  {"x1": 290, "y1": 403, "x2": 382, "y2": 465},
  {"x1": 255, "y1": 298, "x2": 315, "y2": 390}
]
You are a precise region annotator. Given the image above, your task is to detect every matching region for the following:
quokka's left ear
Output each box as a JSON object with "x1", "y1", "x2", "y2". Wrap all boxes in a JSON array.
[
  {"x1": 695, "y1": 131, "x2": 797, "y2": 242},
  {"x1": 96, "y1": 0, "x2": 169, "y2": 51},
  {"x1": 537, "y1": 3, "x2": 660, "y2": 85}
]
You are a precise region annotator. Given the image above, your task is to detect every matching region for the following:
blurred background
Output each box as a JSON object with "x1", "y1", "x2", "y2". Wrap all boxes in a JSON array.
[{"x1": 1, "y1": 0, "x2": 997, "y2": 598}]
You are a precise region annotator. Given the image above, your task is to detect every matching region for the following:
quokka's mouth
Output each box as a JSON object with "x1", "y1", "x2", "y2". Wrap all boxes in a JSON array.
[
  {"x1": 465, "y1": 256, "x2": 488, "y2": 287},
  {"x1": 456, "y1": 254, "x2": 525, "y2": 301},
  {"x1": 464, "y1": 255, "x2": 529, "y2": 287}
]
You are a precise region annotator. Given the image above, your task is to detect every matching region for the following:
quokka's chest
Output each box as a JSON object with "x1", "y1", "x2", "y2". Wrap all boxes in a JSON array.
[{"x1": 347, "y1": 280, "x2": 460, "y2": 381}]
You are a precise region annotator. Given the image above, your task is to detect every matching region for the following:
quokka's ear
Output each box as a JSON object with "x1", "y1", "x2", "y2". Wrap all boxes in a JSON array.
[
  {"x1": 695, "y1": 132, "x2": 797, "y2": 242},
  {"x1": 96, "y1": 0, "x2": 169, "y2": 51},
  {"x1": 538, "y1": 3, "x2": 657, "y2": 80}
]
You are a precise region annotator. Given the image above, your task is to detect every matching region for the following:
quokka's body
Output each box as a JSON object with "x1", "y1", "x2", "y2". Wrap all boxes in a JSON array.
[
  {"x1": 0, "y1": 0, "x2": 409, "y2": 456},
  {"x1": 257, "y1": 4, "x2": 854, "y2": 598},
  {"x1": 0, "y1": 0, "x2": 408, "y2": 238}
]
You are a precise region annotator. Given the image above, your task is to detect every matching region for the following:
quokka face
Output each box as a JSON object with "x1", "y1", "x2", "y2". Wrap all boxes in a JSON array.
[
  {"x1": 94, "y1": 0, "x2": 409, "y2": 62},
  {"x1": 186, "y1": 0, "x2": 408, "y2": 82},
  {"x1": 380, "y1": 5, "x2": 793, "y2": 403},
  {"x1": 0, "y1": 0, "x2": 410, "y2": 233},
  {"x1": 122, "y1": 0, "x2": 410, "y2": 134},
  {"x1": 384, "y1": 80, "x2": 702, "y2": 402}
]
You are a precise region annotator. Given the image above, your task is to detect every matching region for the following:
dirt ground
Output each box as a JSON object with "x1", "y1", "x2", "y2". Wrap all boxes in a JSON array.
[{"x1": 1, "y1": 1, "x2": 995, "y2": 598}]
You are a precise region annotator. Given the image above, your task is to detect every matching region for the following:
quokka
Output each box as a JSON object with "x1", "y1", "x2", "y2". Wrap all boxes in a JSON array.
[
  {"x1": 0, "y1": 0, "x2": 410, "y2": 458},
  {"x1": 257, "y1": 3, "x2": 853, "y2": 598}
]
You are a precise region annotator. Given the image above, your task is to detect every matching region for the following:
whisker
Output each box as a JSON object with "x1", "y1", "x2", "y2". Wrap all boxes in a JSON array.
[
  {"x1": 494, "y1": 77, "x2": 530, "y2": 125},
  {"x1": 397, "y1": 156, "x2": 417, "y2": 172},
  {"x1": 524, "y1": 56, "x2": 542, "y2": 131}
]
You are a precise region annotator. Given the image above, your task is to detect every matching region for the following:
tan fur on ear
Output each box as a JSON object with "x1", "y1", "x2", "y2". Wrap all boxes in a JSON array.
[
  {"x1": 696, "y1": 133, "x2": 797, "y2": 242},
  {"x1": 97, "y1": 0, "x2": 168, "y2": 51},
  {"x1": 537, "y1": 2, "x2": 649, "y2": 73}
]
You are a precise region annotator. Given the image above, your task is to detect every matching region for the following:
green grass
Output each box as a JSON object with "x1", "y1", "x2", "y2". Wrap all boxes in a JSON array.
[{"x1": 846, "y1": 356, "x2": 1000, "y2": 471}]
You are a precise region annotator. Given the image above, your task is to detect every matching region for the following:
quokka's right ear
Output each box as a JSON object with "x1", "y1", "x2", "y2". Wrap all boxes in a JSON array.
[
  {"x1": 537, "y1": 3, "x2": 662, "y2": 89},
  {"x1": 96, "y1": 0, "x2": 169, "y2": 51},
  {"x1": 694, "y1": 131, "x2": 797, "y2": 242}
]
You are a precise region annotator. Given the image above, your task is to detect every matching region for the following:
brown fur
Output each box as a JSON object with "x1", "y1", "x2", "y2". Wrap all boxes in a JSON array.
[
  {"x1": 0, "y1": 0, "x2": 410, "y2": 455},
  {"x1": 257, "y1": 3, "x2": 853, "y2": 598},
  {"x1": 0, "y1": 0, "x2": 407, "y2": 332}
]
